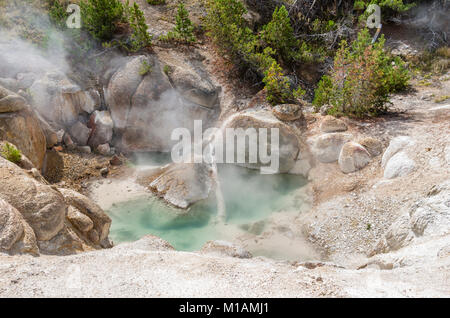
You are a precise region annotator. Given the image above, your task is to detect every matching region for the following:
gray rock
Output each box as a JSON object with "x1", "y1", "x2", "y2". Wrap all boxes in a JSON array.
[
  {"x1": 338, "y1": 142, "x2": 371, "y2": 173},
  {"x1": 97, "y1": 143, "x2": 111, "y2": 156},
  {"x1": 272, "y1": 104, "x2": 302, "y2": 121},
  {"x1": 141, "y1": 162, "x2": 213, "y2": 209},
  {"x1": 87, "y1": 111, "x2": 113, "y2": 148},
  {"x1": 313, "y1": 133, "x2": 353, "y2": 163},
  {"x1": 77, "y1": 145, "x2": 91, "y2": 154},
  {"x1": 0, "y1": 198, "x2": 24, "y2": 251},
  {"x1": 357, "y1": 137, "x2": 383, "y2": 157},
  {"x1": 384, "y1": 151, "x2": 415, "y2": 179},
  {"x1": 320, "y1": 115, "x2": 348, "y2": 133},
  {"x1": 58, "y1": 188, "x2": 112, "y2": 244},
  {"x1": 69, "y1": 122, "x2": 91, "y2": 146},
  {"x1": 67, "y1": 206, "x2": 94, "y2": 233},
  {"x1": 381, "y1": 136, "x2": 414, "y2": 168}
]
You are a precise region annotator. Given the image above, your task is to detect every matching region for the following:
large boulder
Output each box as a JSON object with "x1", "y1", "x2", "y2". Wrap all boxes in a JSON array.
[
  {"x1": 69, "y1": 121, "x2": 91, "y2": 146},
  {"x1": 0, "y1": 86, "x2": 27, "y2": 113},
  {"x1": 312, "y1": 132, "x2": 353, "y2": 163},
  {"x1": 29, "y1": 72, "x2": 95, "y2": 128},
  {"x1": 370, "y1": 181, "x2": 450, "y2": 256},
  {"x1": 381, "y1": 136, "x2": 414, "y2": 168},
  {"x1": 223, "y1": 110, "x2": 308, "y2": 173},
  {"x1": 138, "y1": 163, "x2": 214, "y2": 209},
  {"x1": 0, "y1": 156, "x2": 111, "y2": 255},
  {"x1": 0, "y1": 111, "x2": 47, "y2": 169},
  {"x1": 357, "y1": 137, "x2": 383, "y2": 157},
  {"x1": 87, "y1": 110, "x2": 113, "y2": 148},
  {"x1": 384, "y1": 151, "x2": 415, "y2": 179},
  {"x1": 338, "y1": 142, "x2": 371, "y2": 173},
  {"x1": 105, "y1": 55, "x2": 220, "y2": 152},
  {"x1": 0, "y1": 157, "x2": 65, "y2": 241},
  {"x1": 105, "y1": 56, "x2": 148, "y2": 130},
  {"x1": 0, "y1": 198, "x2": 24, "y2": 251},
  {"x1": 58, "y1": 188, "x2": 112, "y2": 246}
]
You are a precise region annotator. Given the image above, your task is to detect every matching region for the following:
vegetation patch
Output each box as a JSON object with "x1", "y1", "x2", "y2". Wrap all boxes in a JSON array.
[{"x1": 1, "y1": 142, "x2": 22, "y2": 164}]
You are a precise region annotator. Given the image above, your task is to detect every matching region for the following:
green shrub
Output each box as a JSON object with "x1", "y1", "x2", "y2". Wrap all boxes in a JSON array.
[
  {"x1": 259, "y1": 5, "x2": 299, "y2": 62},
  {"x1": 139, "y1": 60, "x2": 152, "y2": 76},
  {"x1": 263, "y1": 61, "x2": 304, "y2": 105},
  {"x1": 173, "y1": 2, "x2": 195, "y2": 43},
  {"x1": 147, "y1": 0, "x2": 166, "y2": 4},
  {"x1": 313, "y1": 28, "x2": 409, "y2": 117},
  {"x1": 159, "y1": 2, "x2": 195, "y2": 44},
  {"x1": 163, "y1": 64, "x2": 172, "y2": 75},
  {"x1": 1, "y1": 143, "x2": 22, "y2": 164},
  {"x1": 205, "y1": 0, "x2": 307, "y2": 105},
  {"x1": 127, "y1": 2, "x2": 153, "y2": 51},
  {"x1": 80, "y1": 0, "x2": 125, "y2": 41},
  {"x1": 48, "y1": 0, "x2": 69, "y2": 29},
  {"x1": 354, "y1": 0, "x2": 416, "y2": 12},
  {"x1": 204, "y1": 0, "x2": 251, "y2": 60}
]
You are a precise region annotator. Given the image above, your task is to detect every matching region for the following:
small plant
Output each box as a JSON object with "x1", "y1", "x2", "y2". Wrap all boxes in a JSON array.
[
  {"x1": 1, "y1": 143, "x2": 22, "y2": 164},
  {"x1": 366, "y1": 223, "x2": 371, "y2": 230},
  {"x1": 163, "y1": 64, "x2": 172, "y2": 75},
  {"x1": 147, "y1": 0, "x2": 166, "y2": 4},
  {"x1": 434, "y1": 95, "x2": 450, "y2": 103},
  {"x1": 139, "y1": 60, "x2": 152, "y2": 76}
]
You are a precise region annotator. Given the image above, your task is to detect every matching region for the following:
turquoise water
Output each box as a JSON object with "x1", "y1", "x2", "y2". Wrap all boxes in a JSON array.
[{"x1": 107, "y1": 164, "x2": 307, "y2": 251}]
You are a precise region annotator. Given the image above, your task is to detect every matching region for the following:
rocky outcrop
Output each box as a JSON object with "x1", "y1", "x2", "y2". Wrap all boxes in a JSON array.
[
  {"x1": 58, "y1": 188, "x2": 112, "y2": 246},
  {"x1": 105, "y1": 55, "x2": 220, "y2": 152},
  {"x1": 29, "y1": 72, "x2": 95, "y2": 128},
  {"x1": 138, "y1": 163, "x2": 214, "y2": 209},
  {"x1": 0, "y1": 112, "x2": 46, "y2": 170},
  {"x1": 370, "y1": 181, "x2": 450, "y2": 256},
  {"x1": 0, "y1": 156, "x2": 111, "y2": 255},
  {"x1": 223, "y1": 110, "x2": 309, "y2": 173},
  {"x1": 338, "y1": 142, "x2": 371, "y2": 173},
  {"x1": 0, "y1": 198, "x2": 25, "y2": 252}
]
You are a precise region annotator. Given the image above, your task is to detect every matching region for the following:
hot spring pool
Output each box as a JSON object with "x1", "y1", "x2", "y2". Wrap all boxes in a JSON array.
[{"x1": 106, "y1": 164, "x2": 309, "y2": 255}]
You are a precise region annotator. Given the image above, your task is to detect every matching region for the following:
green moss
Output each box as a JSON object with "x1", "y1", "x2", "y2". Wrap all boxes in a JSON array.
[{"x1": 1, "y1": 143, "x2": 22, "y2": 164}]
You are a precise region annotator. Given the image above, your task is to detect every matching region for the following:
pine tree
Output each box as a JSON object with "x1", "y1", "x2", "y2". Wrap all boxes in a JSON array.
[
  {"x1": 260, "y1": 5, "x2": 299, "y2": 62},
  {"x1": 128, "y1": 2, "x2": 153, "y2": 51},
  {"x1": 173, "y1": 2, "x2": 195, "y2": 43},
  {"x1": 80, "y1": 0, "x2": 125, "y2": 40}
]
